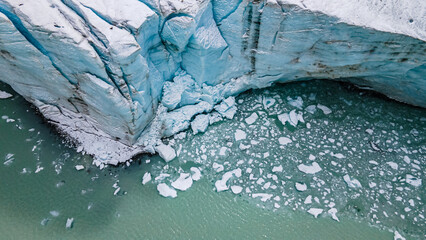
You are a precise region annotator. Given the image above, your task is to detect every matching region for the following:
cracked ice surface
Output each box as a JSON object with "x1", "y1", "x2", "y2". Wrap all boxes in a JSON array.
[{"x1": 0, "y1": 0, "x2": 425, "y2": 163}]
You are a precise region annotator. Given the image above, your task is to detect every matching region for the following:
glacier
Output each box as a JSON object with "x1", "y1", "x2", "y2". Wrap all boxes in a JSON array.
[{"x1": 0, "y1": 0, "x2": 424, "y2": 165}]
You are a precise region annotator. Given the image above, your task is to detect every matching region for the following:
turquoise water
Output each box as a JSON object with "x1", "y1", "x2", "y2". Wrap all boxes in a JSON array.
[{"x1": 0, "y1": 80, "x2": 424, "y2": 239}]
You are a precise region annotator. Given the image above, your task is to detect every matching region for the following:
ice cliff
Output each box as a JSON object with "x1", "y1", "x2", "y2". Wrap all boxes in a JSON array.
[{"x1": 0, "y1": 0, "x2": 425, "y2": 165}]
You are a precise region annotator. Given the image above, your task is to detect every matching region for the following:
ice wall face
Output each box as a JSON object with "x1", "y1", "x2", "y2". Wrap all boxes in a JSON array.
[{"x1": 0, "y1": 0, "x2": 424, "y2": 164}]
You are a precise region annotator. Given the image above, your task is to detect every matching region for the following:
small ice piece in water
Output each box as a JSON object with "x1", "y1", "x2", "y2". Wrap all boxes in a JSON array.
[
  {"x1": 317, "y1": 104, "x2": 332, "y2": 114},
  {"x1": 278, "y1": 137, "x2": 292, "y2": 145},
  {"x1": 215, "y1": 169, "x2": 242, "y2": 192},
  {"x1": 386, "y1": 162, "x2": 398, "y2": 170},
  {"x1": 295, "y1": 182, "x2": 307, "y2": 191},
  {"x1": 231, "y1": 185, "x2": 243, "y2": 194},
  {"x1": 113, "y1": 187, "x2": 120, "y2": 196},
  {"x1": 50, "y1": 211, "x2": 60, "y2": 217},
  {"x1": 171, "y1": 173, "x2": 193, "y2": 191},
  {"x1": 394, "y1": 231, "x2": 406, "y2": 240},
  {"x1": 4, "y1": 153, "x2": 14, "y2": 166},
  {"x1": 245, "y1": 113, "x2": 258, "y2": 125},
  {"x1": 157, "y1": 183, "x2": 177, "y2": 198},
  {"x1": 213, "y1": 163, "x2": 224, "y2": 172},
  {"x1": 75, "y1": 165, "x2": 84, "y2": 171},
  {"x1": 307, "y1": 208, "x2": 323, "y2": 218},
  {"x1": 288, "y1": 96, "x2": 303, "y2": 109},
  {"x1": 41, "y1": 218, "x2": 50, "y2": 226},
  {"x1": 405, "y1": 174, "x2": 421, "y2": 187},
  {"x1": 66, "y1": 218, "x2": 74, "y2": 229},
  {"x1": 190, "y1": 167, "x2": 202, "y2": 181},
  {"x1": 365, "y1": 129, "x2": 374, "y2": 135},
  {"x1": 305, "y1": 105, "x2": 316, "y2": 114},
  {"x1": 142, "y1": 172, "x2": 152, "y2": 185},
  {"x1": 272, "y1": 165, "x2": 283, "y2": 173},
  {"x1": 235, "y1": 129, "x2": 247, "y2": 141},
  {"x1": 343, "y1": 174, "x2": 362, "y2": 188},
  {"x1": 219, "y1": 147, "x2": 228, "y2": 156},
  {"x1": 155, "y1": 144, "x2": 176, "y2": 162},
  {"x1": 191, "y1": 114, "x2": 209, "y2": 134},
  {"x1": 0, "y1": 90, "x2": 12, "y2": 99},
  {"x1": 262, "y1": 97, "x2": 276, "y2": 109},
  {"x1": 304, "y1": 195, "x2": 312, "y2": 204},
  {"x1": 35, "y1": 166, "x2": 44, "y2": 173},
  {"x1": 252, "y1": 193, "x2": 273, "y2": 202},
  {"x1": 297, "y1": 162, "x2": 322, "y2": 174},
  {"x1": 331, "y1": 153, "x2": 345, "y2": 159},
  {"x1": 328, "y1": 208, "x2": 339, "y2": 222}
]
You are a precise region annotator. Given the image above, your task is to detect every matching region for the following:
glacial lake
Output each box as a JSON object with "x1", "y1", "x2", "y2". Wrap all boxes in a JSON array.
[{"x1": 0, "y1": 80, "x2": 424, "y2": 239}]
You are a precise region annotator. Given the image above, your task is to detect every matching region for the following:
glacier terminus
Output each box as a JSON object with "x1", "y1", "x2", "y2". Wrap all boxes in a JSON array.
[{"x1": 0, "y1": 0, "x2": 424, "y2": 165}]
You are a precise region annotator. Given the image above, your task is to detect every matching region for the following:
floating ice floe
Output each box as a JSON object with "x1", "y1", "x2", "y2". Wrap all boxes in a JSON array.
[
  {"x1": 35, "y1": 166, "x2": 44, "y2": 173},
  {"x1": 155, "y1": 144, "x2": 176, "y2": 162},
  {"x1": 272, "y1": 165, "x2": 283, "y2": 173},
  {"x1": 317, "y1": 104, "x2": 332, "y2": 115},
  {"x1": 297, "y1": 162, "x2": 322, "y2": 174},
  {"x1": 295, "y1": 182, "x2": 307, "y2": 191},
  {"x1": 231, "y1": 185, "x2": 243, "y2": 194},
  {"x1": 234, "y1": 129, "x2": 247, "y2": 141},
  {"x1": 343, "y1": 174, "x2": 362, "y2": 188},
  {"x1": 262, "y1": 97, "x2": 276, "y2": 109},
  {"x1": 0, "y1": 90, "x2": 12, "y2": 99},
  {"x1": 157, "y1": 183, "x2": 177, "y2": 198},
  {"x1": 171, "y1": 173, "x2": 193, "y2": 191},
  {"x1": 66, "y1": 218, "x2": 74, "y2": 229},
  {"x1": 394, "y1": 231, "x2": 406, "y2": 240},
  {"x1": 75, "y1": 165, "x2": 84, "y2": 171},
  {"x1": 215, "y1": 168, "x2": 242, "y2": 192},
  {"x1": 245, "y1": 112, "x2": 258, "y2": 125},
  {"x1": 405, "y1": 174, "x2": 421, "y2": 187},
  {"x1": 287, "y1": 96, "x2": 304, "y2": 109},
  {"x1": 142, "y1": 172, "x2": 152, "y2": 185},
  {"x1": 278, "y1": 137, "x2": 292, "y2": 145},
  {"x1": 328, "y1": 208, "x2": 339, "y2": 222},
  {"x1": 252, "y1": 193, "x2": 273, "y2": 202},
  {"x1": 278, "y1": 110, "x2": 304, "y2": 127},
  {"x1": 307, "y1": 208, "x2": 323, "y2": 218},
  {"x1": 190, "y1": 167, "x2": 202, "y2": 181}
]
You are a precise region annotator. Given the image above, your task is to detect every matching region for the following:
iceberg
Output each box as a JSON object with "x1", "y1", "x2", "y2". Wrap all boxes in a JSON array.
[{"x1": 0, "y1": 0, "x2": 424, "y2": 164}]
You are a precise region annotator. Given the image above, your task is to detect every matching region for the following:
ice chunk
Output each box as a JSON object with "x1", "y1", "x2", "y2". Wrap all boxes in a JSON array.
[
  {"x1": 288, "y1": 96, "x2": 303, "y2": 109},
  {"x1": 394, "y1": 231, "x2": 406, "y2": 240},
  {"x1": 75, "y1": 165, "x2": 84, "y2": 171},
  {"x1": 343, "y1": 174, "x2": 362, "y2": 188},
  {"x1": 245, "y1": 113, "x2": 258, "y2": 125},
  {"x1": 278, "y1": 137, "x2": 292, "y2": 145},
  {"x1": 405, "y1": 174, "x2": 421, "y2": 187},
  {"x1": 215, "y1": 169, "x2": 242, "y2": 192},
  {"x1": 213, "y1": 163, "x2": 224, "y2": 172},
  {"x1": 190, "y1": 167, "x2": 202, "y2": 181},
  {"x1": 307, "y1": 208, "x2": 323, "y2": 218},
  {"x1": 304, "y1": 195, "x2": 312, "y2": 204},
  {"x1": 328, "y1": 208, "x2": 340, "y2": 222},
  {"x1": 0, "y1": 90, "x2": 12, "y2": 99},
  {"x1": 252, "y1": 193, "x2": 273, "y2": 202},
  {"x1": 35, "y1": 166, "x2": 44, "y2": 173},
  {"x1": 235, "y1": 129, "x2": 247, "y2": 141},
  {"x1": 142, "y1": 172, "x2": 152, "y2": 185},
  {"x1": 191, "y1": 114, "x2": 209, "y2": 134},
  {"x1": 66, "y1": 218, "x2": 74, "y2": 229},
  {"x1": 386, "y1": 162, "x2": 398, "y2": 170},
  {"x1": 272, "y1": 165, "x2": 283, "y2": 173},
  {"x1": 171, "y1": 173, "x2": 193, "y2": 191},
  {"x1": 155, "y1": 144, "x2": 176, "y2": 162},
  {"x1": 50, "y1": 211, "x2": 60, "y2": 217},
  {"x1": 231, "y1": 185, "x2": 243, "y2": 194},
  {"x1": 295, "y1": 182, "x2": 307, "y2": 191},
  {"x1": 297, "y1": 162, "x2": 322, "y2": 174},
  {"x1": 317, "y1": 104, "x2": 332, "y2": 115},
  {"x1": 262, "y1": 97, "x2": 276, "y2": 109},
  {"x1": 157, "y1": 183, "x2": 177, "y2": 198}
]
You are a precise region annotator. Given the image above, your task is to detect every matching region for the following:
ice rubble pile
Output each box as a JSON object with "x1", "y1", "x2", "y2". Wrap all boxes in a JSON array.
[{"x1": 0, "y1": 0, "x2": 424, "y2": 164}]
